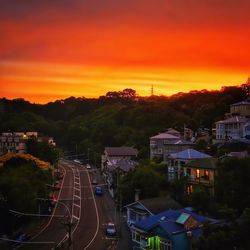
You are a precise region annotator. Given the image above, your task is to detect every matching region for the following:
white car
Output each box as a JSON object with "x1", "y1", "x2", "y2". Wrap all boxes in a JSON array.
[
  {"x1": 86, "y1": 164, "x2": 91, "y2": 169},
  {"x1": 74, "y1": 159, "x2": 81, "y2": 164}
]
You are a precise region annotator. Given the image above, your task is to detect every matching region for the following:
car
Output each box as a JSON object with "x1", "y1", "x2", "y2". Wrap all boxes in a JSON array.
[
  {"x1": 14, "y1": 233, "x2": 30, "y2": 246},
  {"x1": 86, "y1": 164, "x2": 91, "y2": 169},
  {"x1": 53, "y1": 182, "x2": 61, "y2": 191},
  {"x1": 95, "y1": 186, "x2": 103, "y2": 195},
  {"x1": 74, "y1": 159, "x2": 81, "y2": 164},
  {"x1": 106, "y1": 222, "x2": 116, "y2": 237},
  {"x1": 92, "y1": 178, "x2": 97, "y2": 185}
]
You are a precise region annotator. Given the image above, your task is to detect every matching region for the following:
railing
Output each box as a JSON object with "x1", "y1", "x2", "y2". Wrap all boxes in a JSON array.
[{"x1": 187, "y1": 176, "x2": 213, "y2": 185}]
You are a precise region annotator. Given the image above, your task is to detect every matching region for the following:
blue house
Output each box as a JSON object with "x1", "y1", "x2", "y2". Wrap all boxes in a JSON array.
[
  {"x1": 132, "y1": 208, "x2": 219, "y2": 250},
  {"x1": 167, "y1": 149, "x2": 212, "y2": 181}
]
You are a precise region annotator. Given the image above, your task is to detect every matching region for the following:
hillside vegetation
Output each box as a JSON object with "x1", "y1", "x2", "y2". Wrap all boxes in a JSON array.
[{"x1": 0, "y1": 86, "x2": 246, "y2": 160}]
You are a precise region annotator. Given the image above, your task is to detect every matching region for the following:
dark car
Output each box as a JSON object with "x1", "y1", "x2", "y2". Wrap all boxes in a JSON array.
[
  {"x1": 106, "y1": 222, "x2": 116, "y2": 237},
  {"x1": 95, "y1": 186, "x2": 103, "y2": 195},
  {"x1": 14, "y1": 234, "x2": 30, "y2": 246}
]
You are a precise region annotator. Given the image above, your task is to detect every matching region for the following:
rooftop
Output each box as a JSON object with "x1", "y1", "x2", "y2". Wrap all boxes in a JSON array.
[
  {"x1": 126, "y1": 195, "x2": 182, "y2": 215},
  {"x1": 231, "y1": 100, "x2": 250, "y2": 106},
  {"x1": 134, "y1": 208, "x2": 219, "y2": 236},
  {"x1": 105, "y1": 146, "x2": 138, "y2": 156},
  {"x1": 150, "y1": 133, "x2": 180, "y2": 140},
  {"x1": 216, "y1": 116, "x2": 250, "y2": 124},
  {"x1": 164, "y1": 139, "x2": 194, "y2": 145},
  {"x1": 169, "y1": 149, "x2": 212, "y2": 160}
]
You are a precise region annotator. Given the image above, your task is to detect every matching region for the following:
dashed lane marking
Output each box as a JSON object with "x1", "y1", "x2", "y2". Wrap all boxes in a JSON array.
[{"x1": 73, "y1": 215, "x2": 80, "y2": 220}]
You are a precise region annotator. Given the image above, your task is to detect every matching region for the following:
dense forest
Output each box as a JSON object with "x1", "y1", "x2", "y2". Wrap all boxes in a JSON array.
[{"x1": 0, "y1": 86, "x2": 246, "y2": 161}]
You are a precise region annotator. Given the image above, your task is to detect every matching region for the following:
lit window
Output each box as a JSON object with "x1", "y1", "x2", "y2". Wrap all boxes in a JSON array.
[
  {"x1": 187, "y1": 185, "x2": 193, "y2": 195},
  {"x1": 196, "y1": 169, "x2": 200, "y2": 178},
  {"x1": 204, "y1": 170, "x2": 209, "y2": 180}
]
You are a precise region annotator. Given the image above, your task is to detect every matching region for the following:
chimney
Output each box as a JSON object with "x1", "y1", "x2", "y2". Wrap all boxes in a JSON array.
[{"x1": 135, "y1": 189, "x2": 141, "y2": 202}]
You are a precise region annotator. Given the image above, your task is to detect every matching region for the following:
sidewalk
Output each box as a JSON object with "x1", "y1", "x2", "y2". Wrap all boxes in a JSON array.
[{"x1": 116, "y1": 212, "x2": 132, "y2": 250}]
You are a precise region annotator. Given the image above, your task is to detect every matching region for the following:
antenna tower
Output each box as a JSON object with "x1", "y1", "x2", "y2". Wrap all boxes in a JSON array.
[{"x1": 151, "y1": 85, "x2": 154, "y2": 96}]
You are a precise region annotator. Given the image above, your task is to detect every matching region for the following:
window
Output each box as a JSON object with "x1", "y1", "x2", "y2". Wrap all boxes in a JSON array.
[
  {"x1": 204, "y1": 170, "x2": 209, "y2": 180},
  {"x1": 186, "y1": 168, "x2": 191, "y2": 176},
  {"x1": 132, "y1": 230, "x2": 141, "y2": 243},
  {"x1": 187, "y1": 185, "x2": 193, "y2": 195},
  {"x1": 158, "y1": 148, "x2": 163, "y2": 154},
  {"x1": 160, "y1": 238, "x2": 172, "y2": 250},
  {"x1": 130, "y1": 211, "x2": 136, "y2": 221},
  {"x1": 196, "y1": 169, "x2": 200, "y2": 178},
  {"x1": 180, "y1": 161, "x2": 186, "y2": 166}
]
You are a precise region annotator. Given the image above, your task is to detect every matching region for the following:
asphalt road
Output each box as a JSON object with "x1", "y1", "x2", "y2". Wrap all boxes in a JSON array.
[{"x1": 16, "y1": 160, "x2": 120, "y2": 250}]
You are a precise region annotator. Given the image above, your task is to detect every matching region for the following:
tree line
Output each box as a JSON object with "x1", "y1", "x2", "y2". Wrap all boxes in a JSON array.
[{"x1": 0, "y1": 86, "x2": 246, "y2": 162}]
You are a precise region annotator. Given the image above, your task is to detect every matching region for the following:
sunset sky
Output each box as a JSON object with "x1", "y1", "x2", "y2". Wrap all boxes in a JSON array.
[{"x1": 0, "y1": 0, "x2": 249, "y2": 103}]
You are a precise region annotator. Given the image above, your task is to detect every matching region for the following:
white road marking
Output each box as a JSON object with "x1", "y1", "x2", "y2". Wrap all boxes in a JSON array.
[
  {"x1": 27, "y1": 165, "x2": 67, "y2": 242},
  {"x1": 73, "y1": 215, "x2": 80, "y2": 220},
  {"x1": 73, "y1": 203, "x2": 80, "y2": 208},
  {"x1": 83, "y1": 168, "x2": 100, "y2": 250},
  {"x1": 56, "y1": 164, "x2": 82, "y2": 249},
  {"x1": 74, "y1": 194, "x2": 81, "y2": 199}
]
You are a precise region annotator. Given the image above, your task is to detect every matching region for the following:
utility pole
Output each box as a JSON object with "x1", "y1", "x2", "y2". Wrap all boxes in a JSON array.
[
  {"x1": 116, "y1": 168, "x2": 122, "y2": 236},
  {"x1": 87, "y1": 148, "x2": 90, "y2": 163},
  {"x1": 62, "y1": 218, "x2": 73, "y2": 249}
]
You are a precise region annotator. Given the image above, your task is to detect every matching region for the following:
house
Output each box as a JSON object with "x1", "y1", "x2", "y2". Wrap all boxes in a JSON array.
[
  {"x1": 101, "y1": 146, "x2": 138, "y2": 171},
  {"x1": 218, "y1": 138, "x2": 250, "y2": 155},
  {"x1": 132, "y1": 208, "x2": 219, "y2": 250},
  {"x1": 215, "y1": 116, "x2": 250, "y2": 143},
  {"x1": 150, "y1": 132, "x2": 194, "y2": 162},
  {"x1": 0, "y1": 132, "x2": 38, "y2": 155},
  {"x1": 183, "y1": 158, "x2": 218, "y2": 196},
  {"x1": 167, "y1": 149, "x2": 212, "y2": 181},
  {"x1": 101, "y1": 147, "x2": 138, "y2": 197},
  {"x1": 230, "y1": 100, "x2": 250, "y2": 117},
  {"x1": 0, "y1": 132, "x2": 56, "y2": 156},
  {"x1": 165, "y1": 128, "x2": 182, "y2": 138},
  {"x1": 105, "y1": 158, "x2": 138, "y2": 197},
  {"x1": 226, "y1": 151, "x2": 249, "y2": 158},
  {"x1": 125, "y1": 196, "x2": 182, "y2": 228}
]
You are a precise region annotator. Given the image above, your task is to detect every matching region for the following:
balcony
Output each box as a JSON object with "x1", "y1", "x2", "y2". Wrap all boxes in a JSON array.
[{"x1": 187, "y1": 175, "x2": 213, "y2": 186}]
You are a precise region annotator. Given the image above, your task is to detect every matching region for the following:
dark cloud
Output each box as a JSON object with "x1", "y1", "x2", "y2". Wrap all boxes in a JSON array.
[{"x1": 1, "y1": 0, "x2": 249, "y2": 26}]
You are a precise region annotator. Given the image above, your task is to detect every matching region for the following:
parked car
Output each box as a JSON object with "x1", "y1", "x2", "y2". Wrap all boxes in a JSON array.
[
  {"x1": 95, "y1": 186, "x2": 103, "y2": 195},
  {"x1": 14, "y1": 233, "x2": 30, "y2": 246},
  {"x1": 92, "y1": 178, "x2": 97, "y2": 185},
  {"x1": 74, "y1": 159, "x2": 81, "y2": 164},
  {"x1": 86, "y1": 164, "x2": 91, "y2": 169},
  {"x1": 53, "y1": 181, "x2": 61, "y2": 191},
  {"x1": 106, "y1": 222, "x2": 116, "y2": 236}
]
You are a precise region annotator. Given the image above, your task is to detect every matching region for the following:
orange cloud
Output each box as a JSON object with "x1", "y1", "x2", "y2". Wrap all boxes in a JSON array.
[{"x1": 0, "y1": 1, "x2": 249, "y2": 103}]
